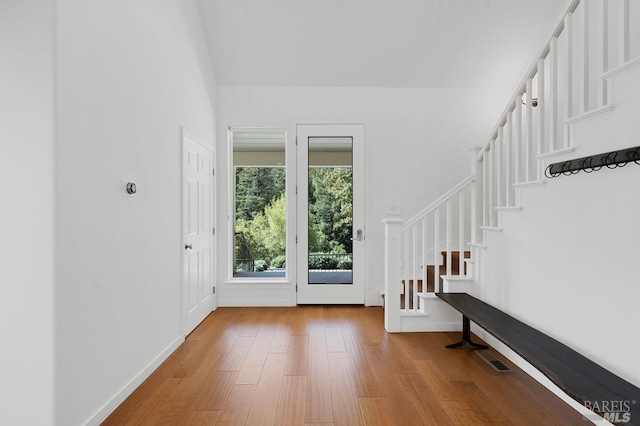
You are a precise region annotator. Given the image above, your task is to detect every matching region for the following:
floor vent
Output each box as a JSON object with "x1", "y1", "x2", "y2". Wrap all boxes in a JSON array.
[{"x1": 476, "y1": 350, "x2": 513, "y2": 373}]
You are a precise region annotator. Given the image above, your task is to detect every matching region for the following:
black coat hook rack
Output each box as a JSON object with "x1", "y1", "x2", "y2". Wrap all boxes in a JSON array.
[{"x1": 545, "y1": 145, "x2": 640, "y2": 178}]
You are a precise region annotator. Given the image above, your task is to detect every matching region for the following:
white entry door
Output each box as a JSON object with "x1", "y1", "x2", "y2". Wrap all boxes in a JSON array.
[
  {"x1": 296, "y1": 124, "x2": 365, "y2": 304},
  {"x1": 182, "y1": 130, "x2": 215, "y2": 335}
]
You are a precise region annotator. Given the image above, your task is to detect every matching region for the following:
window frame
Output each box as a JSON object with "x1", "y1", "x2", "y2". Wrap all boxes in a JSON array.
[{"x1": 227, "y1": 127, "x2": 290, "y2": 284}]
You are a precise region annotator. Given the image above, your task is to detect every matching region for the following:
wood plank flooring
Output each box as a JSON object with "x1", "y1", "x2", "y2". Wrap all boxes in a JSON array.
[{"x1": 103, "y1": 306, "x2": 584, "y2": 425}]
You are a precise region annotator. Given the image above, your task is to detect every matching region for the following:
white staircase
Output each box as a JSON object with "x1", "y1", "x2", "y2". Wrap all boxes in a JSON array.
[{"x1": 383, "y1": 0, "x2": 640, "y2": 333}]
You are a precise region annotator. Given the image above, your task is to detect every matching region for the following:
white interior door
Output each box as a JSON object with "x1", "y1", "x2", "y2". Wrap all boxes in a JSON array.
[
  {"x1": 182, "y1": 130, "x2": 215, "y2": 335},
  {"x1": 296, "y1": 124, "x2": 365, "y2": 304}
]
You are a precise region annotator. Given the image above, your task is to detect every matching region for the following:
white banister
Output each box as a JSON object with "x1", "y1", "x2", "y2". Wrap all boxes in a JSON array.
[
  {"x1": 525, "y1": 78, "x2": 533, "y2": 181},
  {"x1": 477, "y1": 0, "x2": 581, "y2": 159},
  {"x1": 598, "y1": 0, "x2": 609, "y2": 106},
  {"x1": 412, "y1": 225, "x2": 418, "y2": 310},
  {"x1": 482, "y1": 151, "x2": 487, "y2": 227},
  {"x1": 383, "y1": 218, "x2": 403, "y2": 332},
  {"x1": 565, "y1": 11, "x2": 574, "y2": 148},
  {"x1": 537, "y1": 58, "x2": 545, "y2": 169},
  {"x1": 470, "y1": 147, "x2": 479, "y2": 246},
  {"x1": 496, "y1": 127, "x2": 503, "y2": 209},
  {"x1": 402, "y1": 229, "x2": 408, "y2": 310},
  {"x1": 446, "y1": 199, "x2": 452, "y2": 277},
  {"x1": 515, "y1": 98, "x2": 522, "y2": 185},
  {"x1": 505, "y1": 112, "x2": 512, "y2": 206},
  {"x1": 471, "y1": 178, "x2": 477, "y2": 245},
  {"x1": 384, "y1": 0, "x2": 639, "y2": 331},
  {"x1": 488, "y1": 141, "x2": 494, "y2": 226},
  {"x1": 434, "y1": 207, "x2": 440, "y2": 292},
  {"x1": 401, "y1": 176, "x2": 474, "y2": 230},
  {"x1": 619, "y1": 0, "x2": 630, "y2": 64},
  {"x1": 422, "y1": 216, "x2": 427, "y2": 295},
  {"x1": 383, "y1": 175, "x2": 476, "y2": 323},
  {"x1": 580, "y1": 0, "x2": 590, "y2": 113},
  {"x1": 458, "y1": 192, "x2": 464, "y2": 275},
  {"x1": 549, "y1": 36, "x2": 558, "y2": 151}
]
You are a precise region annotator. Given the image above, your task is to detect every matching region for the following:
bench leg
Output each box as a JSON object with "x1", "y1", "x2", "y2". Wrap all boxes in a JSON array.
[{"x1": 446, "y1": 316, "x2": 489, "y2": 349}]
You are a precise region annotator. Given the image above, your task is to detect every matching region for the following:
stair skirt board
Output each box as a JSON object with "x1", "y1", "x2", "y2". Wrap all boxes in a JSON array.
[
  {"x1": 396, "y1": 297, "x2": 466, "y2": 332},
  {"x1": 495, "y1": 206, "x2": 524, "y2": 212}
]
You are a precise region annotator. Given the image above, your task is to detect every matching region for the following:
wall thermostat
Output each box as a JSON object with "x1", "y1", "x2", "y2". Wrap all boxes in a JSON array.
[{"x1": 126, "y1": 182, "x2": 137, "y2": 195}]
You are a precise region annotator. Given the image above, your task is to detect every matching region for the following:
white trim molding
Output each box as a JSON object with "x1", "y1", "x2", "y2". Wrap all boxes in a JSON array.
[{"x1": 85, "y1": 335, "x2": 184, "y2": 426}]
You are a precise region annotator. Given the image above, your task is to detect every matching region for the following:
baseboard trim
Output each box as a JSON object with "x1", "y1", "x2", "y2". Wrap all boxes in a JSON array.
[
  {"x1": 84, "y1": 335, "x2": 185, "y2": 426},
  {"x1": 219, "y1": 298, "x2": 296, "y2": 307},
  {"x1": 394, "y1": 319, "x2": 461, "y2": 332}
]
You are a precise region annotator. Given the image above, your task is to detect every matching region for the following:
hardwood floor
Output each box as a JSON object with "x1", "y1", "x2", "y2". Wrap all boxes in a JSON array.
[{"x1": 103, "y1": 306, "x2": 584, "y2": 425}]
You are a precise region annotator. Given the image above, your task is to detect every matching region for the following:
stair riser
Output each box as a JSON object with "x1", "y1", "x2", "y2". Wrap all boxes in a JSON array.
[{"x1": 398, "y1": 251, "x2": 472, "y2": 309}]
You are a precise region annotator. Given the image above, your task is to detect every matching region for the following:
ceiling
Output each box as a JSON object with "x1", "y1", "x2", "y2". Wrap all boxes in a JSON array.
[{"x1": 195, "y1": 0, "x2": 569, "y2": 89}]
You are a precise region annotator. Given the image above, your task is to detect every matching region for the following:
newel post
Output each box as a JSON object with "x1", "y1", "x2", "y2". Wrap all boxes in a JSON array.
[{"x1": 382, "y1": 218, "x2": 404, "y2": 332}]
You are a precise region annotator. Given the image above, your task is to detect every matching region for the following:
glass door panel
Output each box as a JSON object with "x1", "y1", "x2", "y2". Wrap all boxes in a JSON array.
[{"x1": 308, "y1": 137, "x2": 353, "y2": 285}]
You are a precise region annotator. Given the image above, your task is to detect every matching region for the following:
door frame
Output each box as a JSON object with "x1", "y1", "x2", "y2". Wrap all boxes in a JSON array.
[
  {"x1": 296, "y1": 124, "x2": 365, "y2": 304},
  {"x1": 181, "y1": 128, "x2": 216, "y2": 335}
]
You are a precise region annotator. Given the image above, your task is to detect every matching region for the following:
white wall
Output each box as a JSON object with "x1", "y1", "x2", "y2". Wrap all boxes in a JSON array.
[
  {"x1": 480, "y1": 63, "x2": 640, "y2": 389},
  {"x1": 216, "y1": 86, "x2": 504, "y2": 306},
  {"x1": 55, "y1": 1, "x2": 217, "y2": 424},
  {"x1": 0, "y1": 1, "x2": 55, "y2": 424}
]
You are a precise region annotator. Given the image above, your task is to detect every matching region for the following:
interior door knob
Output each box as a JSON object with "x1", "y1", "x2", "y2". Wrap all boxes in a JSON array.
[{"x1": 185, "y1": 244, "x2": 193, "y2": 250}]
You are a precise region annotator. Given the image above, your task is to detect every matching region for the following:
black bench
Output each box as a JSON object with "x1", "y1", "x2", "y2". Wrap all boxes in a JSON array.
[{"x1": 437, "y1": 292, "x2": 640, "y2": 424}]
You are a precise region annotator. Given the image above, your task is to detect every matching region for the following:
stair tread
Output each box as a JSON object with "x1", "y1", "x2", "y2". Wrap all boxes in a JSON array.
[
  {"x1": 398, "y1": 251, "x2": 473, "y2": 309},
  {"x1": 440, "y1": 250, "x2": 471, "y2": 256},
  {"x1": 440, "y1": 275, "x2": 473, "y2": 281}
]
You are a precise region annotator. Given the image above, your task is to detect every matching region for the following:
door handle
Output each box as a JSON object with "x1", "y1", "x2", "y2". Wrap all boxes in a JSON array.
[
  {"x1": 351, "y1": 229, "x2": 364, "y2": 241},
  {"x1": 185, "y1": 244, "x2": 193, "y2": 250}
]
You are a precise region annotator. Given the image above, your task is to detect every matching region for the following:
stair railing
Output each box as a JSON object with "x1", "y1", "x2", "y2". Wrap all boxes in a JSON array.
[
  {"x1": 479, "y1": 0, "x2": 640, "y2": 231},
  {"x1": 383, "y1": 0, "x2": 639, "y2": 333},
  {"x1": 383, "y1": 173, "x2": 477, "y2": 330}
]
